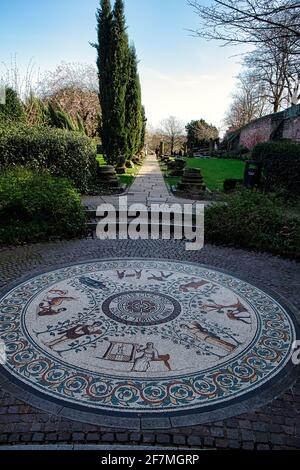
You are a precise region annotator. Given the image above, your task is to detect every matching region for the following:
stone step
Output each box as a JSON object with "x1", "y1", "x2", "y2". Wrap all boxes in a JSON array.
[
  {"x1": 86, "y1": 218, "x2": 203, "y2": 232},
  {"x1": 85, "y1": 208, "x2": 201, "y2": 220}
]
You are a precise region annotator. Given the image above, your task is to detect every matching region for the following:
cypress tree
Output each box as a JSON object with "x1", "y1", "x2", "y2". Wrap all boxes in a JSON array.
[
  {"x1": 139, "y1": 105, "x2": 147, "y2": 153},
  {"x1": 110, "y1": 0, "x2": 130, "y2": 162},
  {"x1": 94, "y1": 0, "x2": 146, "y2": 163},
  {"x1": 125, "y1": 45, "x2": 143, "y2": 158},
  {"x1": 95, "y1": 0, "x2": 114, "y2": 163}
]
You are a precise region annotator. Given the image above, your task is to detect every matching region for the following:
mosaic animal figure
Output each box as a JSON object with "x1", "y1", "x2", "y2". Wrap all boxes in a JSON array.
[
  {"x1": 37, "y1": 290, "x2": 76, "y2": 317},
  {"x1": 79, "y1": 277, "x2": 108, "y2": 290},
  {"x1": 179, "y1": 280, "x2": 209, "y2": 292},
  {"x1": 147, "y1": 271, "x2": 173, "y2": 282},
  {"x1": 117, "y1": 270, "x2": 143, "y2": 280},
  {"x1": 201, "y1": 299, "x2": 251, "y2": 325},
  {"x1": 126, "y1": 270, "x2": 142, "y2": 279},
  {"x1": 117, "y1": 270, "x2": 126, "y2": 280},
  {"x1": 153, "y1": 353, "x2": 172, "y2": 371}
]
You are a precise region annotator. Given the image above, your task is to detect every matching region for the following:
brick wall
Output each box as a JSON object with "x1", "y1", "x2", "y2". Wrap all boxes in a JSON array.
[
  {"x1": 240, "y1": 118, "x2": 272, "y2": 149},
  {"x1": 283, "y1": 116, "x2": 300, "y2": 142},
  {"x1": 236, "y1": 105, "x2": 300, "y2": 149}
]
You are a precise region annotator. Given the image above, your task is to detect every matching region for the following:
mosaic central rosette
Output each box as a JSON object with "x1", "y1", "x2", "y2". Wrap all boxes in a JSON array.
[{"x1": 0, "y1": 259, "x2": 297, "y2": 414}]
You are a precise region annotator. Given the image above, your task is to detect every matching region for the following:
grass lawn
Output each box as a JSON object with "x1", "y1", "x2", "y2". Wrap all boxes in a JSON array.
[
  {"x1": 96, "y1": 154, "x2": 140, "y2": 188},
  {"x1": 165, "y1": 158, "x2": 245, "y2": 191}
]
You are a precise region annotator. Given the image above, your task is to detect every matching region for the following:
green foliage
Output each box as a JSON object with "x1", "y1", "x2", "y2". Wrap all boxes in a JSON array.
[
  {"x1": 76, "y1": 113, "x2": 86, "y2": 133},
  {"x1": 0, "y1": 123, "x2": 97, "y2": 192},
  {"x1": 95, "y1": 0, "x2": 114, "y2": 162},
  {"x1": 0, "y1": 168, "x2": 86, "y2": 245},
  {"x1": 139, "y1": 105, "x2": 147, "y2": 153},
  {"x1": 186, "y1": 119, "x2": 219, "y2": 149},
  {"x1": 223, "y1": 178, "x2": 243, "y2": 192},
  {"x1": 25, "y1": 93, "x2": 49, "y2": 126},
  {"x1": 109, "y1": 0, "x2": 130, "y2": 160},
  {"x1": 94, "y1": 0, "x2": 145, "y2": 163},
  {"x1": 252, "y1": 141, "x2": 300, "y2": 196},
  {"x1": 205, "y1": 190, "x2": 300, "y2": 259},
  {"x1": 25, "y1": 94, "x2": 87, "y2": 134},
  {"x1": 212, "y1": 146, "x2": 250, "y2": 161},
  {"x1": 125, "y1": 45, "x2": 143, "y2": 158},
  {"x1": 0, "y1": 87, "x2": 25, "y2": 124},
  {"x1": 47, "y1": 102, "x2": 79, "y2": 132}
]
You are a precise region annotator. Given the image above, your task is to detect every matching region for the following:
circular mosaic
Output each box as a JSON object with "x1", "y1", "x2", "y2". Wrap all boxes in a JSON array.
[
  {"x1": 102, "y1": 291, "x2": 181, "y2": 326},
  {"x1": 0, "y1": 258, "x2": 298, "y2": 421}
]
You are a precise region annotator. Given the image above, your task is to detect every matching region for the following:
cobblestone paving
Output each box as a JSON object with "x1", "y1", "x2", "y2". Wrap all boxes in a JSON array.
[{"x1": 0, "y1": 238, "x2": 299, "y2": 449}]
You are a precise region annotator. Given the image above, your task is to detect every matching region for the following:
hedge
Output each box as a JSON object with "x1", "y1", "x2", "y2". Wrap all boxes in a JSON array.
[
  {"x1": 252, "y1": 140, "x2": 300, "y2": 197},
  {"x1": 205, "y1": 189, "x2": 300, "y2": 260},
  {"x1": 0, "y1": 124, "x2": 97, "y2": 192},
  {"x1": 0, "y1": 167, "x2": 86, "y2": 245}
]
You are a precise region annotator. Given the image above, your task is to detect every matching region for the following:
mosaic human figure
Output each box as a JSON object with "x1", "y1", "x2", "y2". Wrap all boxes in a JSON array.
[
  {"x1": 37, "y1": 290, "x2": 76, "y2": 317},
  {"x1": 200, "y1": 299, "x2": 251, "y2": 325},
  {"x1": 181, "y1": 322, "x2": 236, "y2": 353},
  {"x1": 132, "y1": 343, "x2": 171, "y2": 372},
  {"x1": 43, "y1": 322, "x2": 103, "y2": 350}
]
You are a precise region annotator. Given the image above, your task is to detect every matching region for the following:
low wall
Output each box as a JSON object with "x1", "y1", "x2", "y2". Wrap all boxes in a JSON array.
[{"x1": 238, "y1": 105, "x2": 300, "y2": 149}]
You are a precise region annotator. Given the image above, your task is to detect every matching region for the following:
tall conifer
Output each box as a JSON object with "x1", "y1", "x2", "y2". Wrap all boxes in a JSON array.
[
  {"x1": 125, "y1": 45, "x2": 142, "y2": 158},
  {"x1": 96, "y1": 0, "x2": 114, "y2": 162},
  {"x1": 110, "y1": 0, "x2": 129, "y2": 160},
  {"x1": 139, "y1": 105, "x2": 147, "y2": 153},
  {"x1": 95, "y1": 0, "x2": 146, "y2": 163}
]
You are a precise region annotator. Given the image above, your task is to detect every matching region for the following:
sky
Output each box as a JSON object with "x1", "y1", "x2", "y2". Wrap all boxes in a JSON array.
[{"x1": 0, "y1": 0, "x2": 245, "y2": 130}]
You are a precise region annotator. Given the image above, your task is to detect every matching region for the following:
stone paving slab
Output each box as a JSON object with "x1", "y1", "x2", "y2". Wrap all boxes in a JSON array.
[
  {"x1": 82, "y1": 154, "x2": 210, "y2": 208},
  {"x1": 0, "y1": 239, "x2": 299, "y2": 449}
]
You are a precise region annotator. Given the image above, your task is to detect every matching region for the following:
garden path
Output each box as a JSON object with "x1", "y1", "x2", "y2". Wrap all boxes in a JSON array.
[{"x1": 82, "y1": 153, "x2": 210, "y2": 209}]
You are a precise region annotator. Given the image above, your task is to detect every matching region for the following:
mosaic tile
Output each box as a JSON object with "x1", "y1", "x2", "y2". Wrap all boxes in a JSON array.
[{"x1": 0, "y1": 259, "x2": 298, "y2": 417}]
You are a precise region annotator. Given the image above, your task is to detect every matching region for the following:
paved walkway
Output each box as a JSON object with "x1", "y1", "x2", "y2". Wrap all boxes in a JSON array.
[
  {"x1": 82, "y1": 154, "x2": 206, "y2": 208},
  {"x1": 0, "y1": 239, "x2": 299, "y2": 450}
]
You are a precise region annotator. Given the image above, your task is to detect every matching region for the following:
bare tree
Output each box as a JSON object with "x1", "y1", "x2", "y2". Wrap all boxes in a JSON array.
[
  {"x1": 0, "y1": 55, "x2": 39, "y2": 100},
  {"x1": 145, "y1": 125, "x2": 163, "y2": 152},
  {"x1": 35, "y1": 62, "x2": 100, "y2": 137},
  {"x1": 224, "y1": 71, "x2": 271, "y2": 129},
  {"x1": 243, "y1": 29, "x2": 300, "y2": 111},
  {"x1": 188, "y1": 0, "x2": 300, "y2": 48},
  {"x1": 37, "y1": 62, "x2": 98, "y2": 98},
  {"x1": 159, "y1": 116, "x2": 185, "y2": 154},
  {"x1": 189, "y1": 1, "x2": 300, "y2": 110}
]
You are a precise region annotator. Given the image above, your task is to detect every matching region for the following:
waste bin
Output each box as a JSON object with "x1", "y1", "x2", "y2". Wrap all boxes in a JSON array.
[{"x1": 244, "y1": 160, "x2": 263, "y2": 189}]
